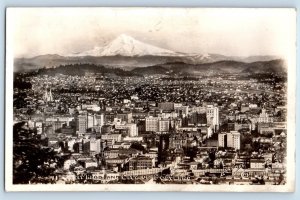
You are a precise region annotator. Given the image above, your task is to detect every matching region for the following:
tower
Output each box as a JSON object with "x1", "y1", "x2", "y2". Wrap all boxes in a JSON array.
[
  {"x1": 206, "y1": 105, "x2": 219, "y2": 132},
  {"x1": 48, "y1": 88, "x2": 53, "y2": 101},
  {"x1": 43, "y1": 86, "x2": 53, "y2": 103}
]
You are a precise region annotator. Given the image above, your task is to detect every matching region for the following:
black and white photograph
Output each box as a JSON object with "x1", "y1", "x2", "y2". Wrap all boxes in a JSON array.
[{"x1": 5, "y1": 8, "x2": 296, "y2": 192}]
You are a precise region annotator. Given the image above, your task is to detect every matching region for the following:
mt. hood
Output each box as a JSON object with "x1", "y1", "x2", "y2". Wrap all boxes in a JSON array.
[{"x1": 69, "y1": 34, "x2": 183, "y2": 57}]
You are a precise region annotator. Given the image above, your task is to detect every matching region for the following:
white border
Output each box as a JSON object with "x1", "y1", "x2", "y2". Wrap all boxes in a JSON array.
[{"x1": 5, "y1": 7, "x2": 296, "y2": 192}]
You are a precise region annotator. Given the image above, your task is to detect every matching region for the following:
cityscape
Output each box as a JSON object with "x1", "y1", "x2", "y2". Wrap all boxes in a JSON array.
[
  {"x1": 13, "y1": 56, "x2": 287, "y2": 185},
  {"x1": 9, "y1": 8, "x2": 292, "y2": 189}
]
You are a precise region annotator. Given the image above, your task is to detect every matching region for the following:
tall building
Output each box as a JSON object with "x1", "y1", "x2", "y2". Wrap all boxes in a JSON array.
[
  {"x1": 90, "y1": 138, "x2": 102, "y2": 155},
  {"x1": 77, "y1": 114, "x2": 87, "y2": 134},
  {"x1": 76, "y1": 113, "x2": 104, "y2": 134},
  {"x1": 82, "y1": 138, "x2": 102, "y2": 155},
  {"x1": 226, "y1": 131, "x2": 240, "y2": 150},
  {"x1": 95, "y1": 114, "x2": 104, "y2": 125},
  {"x1": 82, "y1": 139, "x2": 90, "y2": 154},
  {"x1": 218, "y1": 131, "x2": 240, "y2": 150},
  {"x1": 218, "y1": 133, "x2": 227, "y2": 148},
  {"x1": 87, "y1": 113, "x2": 104, "y2": 132},
  {"x1": 158, "y1": 134, "x2": 170, "y2": 164},
  {"x1": 158, "y1": 119, "x2": 170, "y2": 133},
  {"x1": 189, "y1": 112, "x2": 207, "y2": 125},
  {"x1": 94, "y1": 114, "x2": 104, "y2": 133},
  {"x1": 145, "y1": 116, "x2": 159, "y2": 132},
  {"x1": 206, "y1": 105, "x2": 219, "y2": 131},
  {"x1": 87, "y1": 114, "x2": 94, "y2": 129}
]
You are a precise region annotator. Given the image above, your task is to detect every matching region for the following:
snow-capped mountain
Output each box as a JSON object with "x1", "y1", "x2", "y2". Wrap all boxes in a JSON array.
[
  {"x1": 14, "y1": 34, "x2": 281, "y2": 72},
  {"x1": 69, "y1": 34, "x2": 183, "y2": 57}
]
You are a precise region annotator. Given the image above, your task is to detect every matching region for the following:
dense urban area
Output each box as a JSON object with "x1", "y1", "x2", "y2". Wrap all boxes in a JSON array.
[{"x1": 13, "y1": 69, "x2": 287, "y2": 185}]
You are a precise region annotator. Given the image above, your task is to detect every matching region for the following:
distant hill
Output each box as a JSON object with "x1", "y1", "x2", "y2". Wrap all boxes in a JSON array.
[
  {"x1": 14, "y1": 55, "x2": 186, "y2": 72},
  {"x1": 167, "y1": 60, "x2": 246, "y2": 74},
  {"x1": 35, "y1": 63, "x2": 137, "y2": 77},
  {"x1": 30, "y1": 59, "x2": 286, "y2": 77},
  {"x1": 14, "y1": 54, "x2": 280, "y2": 73},
  {"x1": 131, "y1": 65, "x2": 169, "y2": 75},
  {"x1": 141, "y1": 59, "x2": 286, "y2": 75},
  {"x1": 242, "y1": 59, "x2": 286, "y2": 74}
]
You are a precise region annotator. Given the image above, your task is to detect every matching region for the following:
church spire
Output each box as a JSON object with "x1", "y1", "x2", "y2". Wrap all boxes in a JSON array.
[{"x1": 43, "y1": 85, "x2": 53, "y2": 103}]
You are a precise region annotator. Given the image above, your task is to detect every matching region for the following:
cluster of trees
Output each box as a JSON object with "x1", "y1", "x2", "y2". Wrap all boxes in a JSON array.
[
  {"x1": 13, "y1": 122, "x2": 59, "y2": 184},
  {"x1": 130, "y1": 142, "x2": 146, "y2": 153},
  {"x1": 36, "y1": 64, "x2": 139, "y2": 77}
]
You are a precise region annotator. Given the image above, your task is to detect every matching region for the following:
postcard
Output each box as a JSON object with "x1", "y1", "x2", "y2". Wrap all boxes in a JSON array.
[{"x1": 5, "y1": 7, "x2": 296, "y2": 192}]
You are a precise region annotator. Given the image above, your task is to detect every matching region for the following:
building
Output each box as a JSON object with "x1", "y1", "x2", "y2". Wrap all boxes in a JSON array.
[
  {"x1": 116, "y1": 112, "x2": 133, "y2": 123},
  {"x1": 157, "y1": 111, "x2": 178, "y2": 119},
  {"x1": 158, "y1": 102, "x2": 174, "y2": 111},
  {"x1": 101, "y1": 134, "x2": 122, "y2": 147},
  {"x1": 104, "y1": 113, "x2": 117, "y2": 123},
  {"x1": 103, "y1": 148, "x2": 141, "y2": 159},
  {"x1": 169, "y1": 134, "x2": 188, "y2": 149},
  {"x1": 218, "y1": 131, "x2": 240, "y2": 150},
  {"x1": 82, "y1": 159, "x2": 98, "y2": 168},
  {"x1": 206, "y1": 105, "x2": 219, "y2": 131},
  {"x1": 258, "y1": 108, "x2": 273, "y2": 123},
  {"x1": 226, "y1": 131, "x2": 241, "y2": 150},
  {"x1": 218, "y1": 133, "x2": 227, "y2": 148},
  {"x1": 145, "y1": 117, "x2": 173, "y2": 133},
  {"x1": 76, "y1": 114, "x2": 87, "y2": 134},
  {"x1": 174, "y1": 105, "x2": 189, "y2": 117},
  {"x1": 250, "y1": 158, "x2": 265, "y2": 169},
  {"x1": 82, "y1": 139, "x2": 90, "y2": 154},
  {"x1": 45, "y1": 116, "x2": 74, "y2": 132},
  {"x1": 101, "y1": 125, "x2": 113, "y2": 134},
  {"x1": 145, "y1": 116, "x2": 159, "y2": 132},
  {"x1": 81, "y1": 104, "x2": 100, "y2": 112},
  {"x1": 52, "y1": 121, "x2": 65, "y2": 132},
  {"x1": 189, "y1": 112, "x2": 207, "y2": 125},
  {"x1": 158, "y1": 119, "x2": 170, "y2": 133},
  {"x1": 127, "y1": 156, "x2": 154, "y2": 171},
  {"x1": 63, "y1": 158, "x2": 77, "y2": 170},
  {"x1": 94, "y1": 114, "x2": 104, "y2": 132},
  {"x1": 101, "y1": 134, "x2": 122, "y2": 141},
  {"x1": 89, "y1": 138, "x2": 102, "y2": 154},
  {"x1": 86, "y1": 113, "x2": 104, "y2": 132},
  {"x1": 115, "y1": 123, "x2": 138, "y2": 137},
  {"x1": 158, "y1": 134, "x2": 170, "y2": 163}
]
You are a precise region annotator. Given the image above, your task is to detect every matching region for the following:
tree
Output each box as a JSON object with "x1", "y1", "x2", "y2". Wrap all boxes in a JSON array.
[
  {"x1": 186, "y1": 146, "x2": 198, "y2": 161},
  {"x1": 208, "y1": 149, "x2": 216, "y2": 168},
  {"x1": 252, "y1": 141, "x2": 261, "y2": 152},
  {"x1": 130, "y1": 142, "x2": 145, "y2": 152},
  {"x1": 13, "y1": 122, "x2": 58, "y2": 184}
]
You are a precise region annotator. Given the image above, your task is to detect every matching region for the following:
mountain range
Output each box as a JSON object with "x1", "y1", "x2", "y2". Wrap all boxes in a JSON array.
[
  {"x1": 33, "y1": 59, "x2": 285, "y2": 78},
  {"x1": 14, "y1": 34, "x2": 283, "y2": 74}
]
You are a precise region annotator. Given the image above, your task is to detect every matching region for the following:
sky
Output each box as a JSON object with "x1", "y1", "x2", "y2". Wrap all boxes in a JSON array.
[{"x1": 7, "y1": 8, "x2": 296, "y2": 58}]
